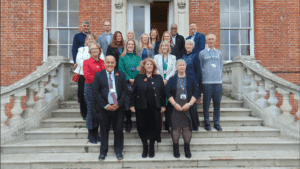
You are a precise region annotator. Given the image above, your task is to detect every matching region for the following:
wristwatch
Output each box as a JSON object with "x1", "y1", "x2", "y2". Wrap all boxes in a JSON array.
[{"x1": 188, "y1": 103, "x2": 192, "y2": 106}]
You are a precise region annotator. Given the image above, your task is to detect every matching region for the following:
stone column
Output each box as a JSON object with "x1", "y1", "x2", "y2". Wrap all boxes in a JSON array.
[
  {"x1": 1, "y1": 96, "x2": 10, "y2": 131},
  {"x1": 173, "y1": 0, "x2": 189, "y2": 37},
  {"x1": 9, "y1": 90, "x2": 27, "y2": 128},
  {"x1": 247, "y1": 69, "x2": 258, "y2": 100},
  {"x1": 277, "y1": 88, "x2": 294, "y2": 124},
  {"x1": 265, "y1": 81, "x2": 281, "y2": 115},
  {"x1": 34, "y1": 78, "x2": 48, "y2": 111},
  {"x1": 294, "y1": 93, "x2": 300, "y2": 128},
  {"x1": 23, "y1": 85, "x2": 38, "y2": 119},
  {"x1": 111, "y1": 0, "x2": 127, "y2": 35},
  {"x1": 255, "y1": 75, "x2": 268, "y2": 108}
]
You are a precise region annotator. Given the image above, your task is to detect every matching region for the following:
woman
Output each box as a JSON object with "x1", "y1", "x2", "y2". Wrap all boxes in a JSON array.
[
  {"x1": 83, "y1": 42, "x2": 105, "y2": 144},
  {"x1": 181, "y1": 39, "x2": 202, "y2": 130},
  {"x1": 130, "y1": 58, "x2": 166, "y2": 158},
  {"x1": 161, "y1": 31, "x2": 179, "y2": 60},
  {"x1": 118, "y1": 39, "x2": 140, "y2": 132},
  {"x1": 125, "y1": 30, "x2": 138, "y2": 47},
  {"x1": 137, "y1": 33, "x2": 154, "y2": 60},
  {"x1": 150, "y1": 28, "x2": 161, "y2": 55},
  {"x1": 106, "y1": 31, "x2": 125, "y2": 69},
  {"x1": 165, "y1": 59, "x2": 200, "y2": 158},
  {"x1": 74, "y1": 34, "x2": 96, "y2": 120}
]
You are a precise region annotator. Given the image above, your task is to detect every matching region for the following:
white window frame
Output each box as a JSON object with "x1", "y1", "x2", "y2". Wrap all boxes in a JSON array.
[
  {"x1": 220, "y1": 0, "x2": 254, "y2": 61},
  {"x1": 43, "y1": 0, "x2": 79, "y2": 62}
]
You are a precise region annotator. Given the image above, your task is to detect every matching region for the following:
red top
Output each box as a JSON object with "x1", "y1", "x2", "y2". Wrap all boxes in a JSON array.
[{"x1": 83, "y1": 57, "x2": 105, "y2": 84}]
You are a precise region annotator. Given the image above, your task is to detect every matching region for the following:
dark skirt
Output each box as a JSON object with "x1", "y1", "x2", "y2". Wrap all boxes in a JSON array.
[
  {"x1": 78, "y1": 75, "x2": 87, "y2": 119},
  {"x1": 84, "y1": 83, "x2": 100, "y2": 130},
  {"x1": 124, "y1": 83, "x2": 133, "y2": 110}
]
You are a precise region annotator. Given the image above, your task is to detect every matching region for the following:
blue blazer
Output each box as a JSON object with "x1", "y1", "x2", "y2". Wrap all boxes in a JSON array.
[
  {"x1": 186, "y1": 32, "x2": 206, "y2": 55},
  {"x1": 93, "y1": 70, "x2": 128, "y2": 111},
  {"x1": 72, "y1": 32, "x2": 88, "y2": 63}
]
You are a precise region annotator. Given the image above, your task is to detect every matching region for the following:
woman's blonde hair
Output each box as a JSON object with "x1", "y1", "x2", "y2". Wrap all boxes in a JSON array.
[
  {"x1": 84, "y1": 34, "x2": 96, "y2": 46},
  {"x1": 161, "y1": 31, "x2": 174, "y2": 46},
  {"x1": 88, "y1": 42, "x2": 102, "y2": 55},
  {"x1": 121, "y1": 39, "x2": 137, "y2": 57},
  {"x1": 137, "y1": 58, "x2": 159, "y2": 75},
  {"x1": 139, "y1": 33, "x2": 153, "y2": 50},
  {"x1": 158, "y1": 41, "x2": 172, "y2": 54}
]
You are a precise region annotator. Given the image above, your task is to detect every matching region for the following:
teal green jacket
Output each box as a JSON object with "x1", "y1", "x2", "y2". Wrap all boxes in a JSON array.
[{"x1": 118, "y1": 53, "x2": 141, "y2": 81}]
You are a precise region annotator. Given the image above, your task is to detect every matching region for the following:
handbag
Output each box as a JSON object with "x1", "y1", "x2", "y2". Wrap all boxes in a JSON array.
[{"x1": 72, "y1": 69, "x2": 81, "y2": 82}]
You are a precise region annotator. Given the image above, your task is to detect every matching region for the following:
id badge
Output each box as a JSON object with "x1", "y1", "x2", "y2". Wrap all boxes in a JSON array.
[
  {"x1": 130, "y1": 66, "x2": 135, "y2": 71},
  {"x1": 180, "y1": 94, "x2": 187, "y2": 100},
  {"x1": 110, "y1": 89, "x2": 116, "y2": 93},
  {"x1": 211, "y1": 64, "x2": 216, "y2": 68},
  {"x1": 163, "y1": 70, "x2": 167, "y2": 74}
]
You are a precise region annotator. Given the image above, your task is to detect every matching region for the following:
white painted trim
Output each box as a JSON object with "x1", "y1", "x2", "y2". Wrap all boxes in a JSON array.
[
  {"x1": 250, "y1": 0, "x2": 255, "y2": 58},
  {"x1": 43, "y1": 0, "x2": 48, "y2": 62},
  {"x1": 168, "y1": 0, "x2": 174, "y2": 32},
  {"x1": 127, "y1": 0, "x2": 150, "y2": 36}
]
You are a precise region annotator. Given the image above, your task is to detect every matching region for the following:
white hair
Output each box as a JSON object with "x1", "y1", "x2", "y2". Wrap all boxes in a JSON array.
[
  {"x1": 206, "y1": 33, "x2": 217, "y2": 40},
  {"x1": 82, "y1": 21, "x2": 90, "y2": 26},
  {"x1": 175, "y1": 59, "x2": 186, "y2": 67},
  {"x1": 185, "y1": 39, "x2": 195, "y2": 48}
]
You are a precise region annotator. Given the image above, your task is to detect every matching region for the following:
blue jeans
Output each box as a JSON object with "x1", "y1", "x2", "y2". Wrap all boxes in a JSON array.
[{"x1": 202, "y1": 84, "x2": 222, "y2": 125}]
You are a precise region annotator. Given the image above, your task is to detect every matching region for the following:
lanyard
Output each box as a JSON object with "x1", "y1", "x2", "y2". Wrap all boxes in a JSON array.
[
  {"x1": 179, "y1": 76, "x2": 186, "y2": 93},
  {"x1": 108, "y1": 73, "x2": 115, "y2": 89},
  {"x1": 208, "y1": 50, "x2": 215, "y2": 63},
  {"x1": 162, "y1": 55, "x2": 168, "y2": 64}
]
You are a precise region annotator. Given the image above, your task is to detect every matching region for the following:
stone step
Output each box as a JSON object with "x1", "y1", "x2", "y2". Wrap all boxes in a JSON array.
[
  {"x1": 1, "y1": 151, "x2": 299, "y2": 169},
  {"x1": 51, "y1": 107, "x2": 252, "y2": 118},
  {"x1": 41, "y1": 116, "x2": 262, "y2": 128},
  {"x1": 59, "y1": 100, "x2": 244, "y2": 109},
  {"x1": 2, "y1": 137, "x2": 298, "y2": 154},
  {"x1": 25, "y1": 126, "x2": 280, "y2": 140}
]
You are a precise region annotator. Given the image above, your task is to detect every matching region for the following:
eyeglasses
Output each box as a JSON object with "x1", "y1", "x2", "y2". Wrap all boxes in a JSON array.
[
  {"x1": 91, "y1": 48, "x2": 100, "y2": 51},
  {"x1": 104, "y1": 25, "x2": 111, "y2": 27}
]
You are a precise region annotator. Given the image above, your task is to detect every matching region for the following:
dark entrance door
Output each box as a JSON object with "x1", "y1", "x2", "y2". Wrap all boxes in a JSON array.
[{"x1": 150, "y1": 2, "x2": 169, "y2": 39}]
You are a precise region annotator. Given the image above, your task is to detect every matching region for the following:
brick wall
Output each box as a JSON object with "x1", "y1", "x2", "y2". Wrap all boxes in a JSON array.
[
  {"x1": 189, "y1": 0, "x2": 220, "y2": 49},
  {"x1": 0, "y1": 0, "x2": 44, "y2": 86},
  {"x1": 254, "y1": 0, "x2": 300, "y2": 85},
  {"x1": 78, "y1": 0, "x2": 111, "y2": 38}
]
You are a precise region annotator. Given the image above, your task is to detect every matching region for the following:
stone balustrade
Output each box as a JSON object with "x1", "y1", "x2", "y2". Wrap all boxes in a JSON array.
[
  {"x1": 1, "y1": 56, "x2": 73, "y2": 144},
  {"x1": 222, "y1": 55, "x2": 300, "y2": 139}
]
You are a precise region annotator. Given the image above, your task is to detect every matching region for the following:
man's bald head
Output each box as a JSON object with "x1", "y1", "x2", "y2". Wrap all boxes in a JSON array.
[{"x1": 105, "y1": 55, "x2": 116, "y2": 72}]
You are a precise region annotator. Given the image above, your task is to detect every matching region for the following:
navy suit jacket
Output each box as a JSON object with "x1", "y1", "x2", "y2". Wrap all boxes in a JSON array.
[
  {"x1": 93, "y1": 70, "x2": 128, "y2": 111},
  {"x1": 186, "y1": 32, "x2": 206, "y2": 55},
  {"x1": 72, "y1": 32, "x2": 88, "y2": 63}
]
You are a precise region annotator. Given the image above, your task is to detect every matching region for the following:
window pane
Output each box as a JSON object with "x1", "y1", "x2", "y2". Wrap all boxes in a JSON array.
[
  {"x1": 69, "y1": 0, "x2": 79, "y2": 11},
  {"x1": 220, "y1": 0, "x2": 229, "y2": 12},
  {"x1": 230, "y1": 45, "x2": 239, "y2": 59},
  {"x1": 70, "y1": 29, "x2": 78, "y2": 44},
  {"x1": 241, "y1": 0, "x2": 250, "y2": 11},
  {"x1": 47, "y1": 12, "x2": 57, "y2": 27},
  {"x1": 241, "y1": 12, "x2": 250, "y2": 27},
  {"x1": 133, "y1": 6, "x2": 145, "y2": 41},
  {"x1": 59, "y1": 29, "x2": 68, "y2": 44},
  {"x1": 59, "y1": 45, "x2": 68, "y2": 57},
  {"x1": 48, "y1": 45, "x2": 58, "y2": 56},
  {"x1": 240, "y1": 30, "x2": 250, "y2": 44},
  {"x1": 58, "y1": 0, "x2": 68, "y2": 10},
  {"x1": 220, "y1": 30, "x2": 229, "y2": 44},
  {"x1": 220, "y1": 13, "x2": 229, "y2": 27},
  {"x1": 241, "y1": 45, "x2": 250, "y2": 55},
  {"x1": 69, "y1": 45, "x2": 73, "y2": 60},
  {"x1": 58, "y1": 12, "x2": 68, "y2": 27},
  {"x1": 221, "y1": 45, "x2": 230, "y2": 60},
  {"x1": 230, "y1": 12, "x2": 240, "y2": 27},
  {"x1": 48, "y1": 29, "x2": 58, "y2": 44},
  {"x1": 230, "y1": 0, "x2": 239, "y2": 11},
  {"x1": 69, "y1": 12, "x2": 79, "y2": 27},
  {"x1": 47, "y1": 0, "x2": 57, "y2": 10},
  {"x1": 230, "y1": 30, "x2": 239, "y2": 44}
]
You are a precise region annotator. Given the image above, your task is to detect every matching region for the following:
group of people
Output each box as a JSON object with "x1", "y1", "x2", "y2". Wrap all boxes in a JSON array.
[{"x1": 72, "y1": 20, "x2": 223, "y2": 161}]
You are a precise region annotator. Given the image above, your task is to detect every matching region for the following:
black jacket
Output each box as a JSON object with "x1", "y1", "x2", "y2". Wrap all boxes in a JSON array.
[
  {"x1": 174, "y1": 33, "x2": 186, "y2": 59},
  {"x1": 93, "y1": 70, "x2": 128, "y2": 111},
  {"x1": 106, "y1": 45, "x2": 124, "y2": 70},
  {"x1": 130, "y1": 74, "x2": 166, "y2": 109},
  {"x1": 153, "y1": 40, "x2": 161, "y2": 55},
  {"x1": 170, "y1": 44, "x2": 180, "y2": 60}
]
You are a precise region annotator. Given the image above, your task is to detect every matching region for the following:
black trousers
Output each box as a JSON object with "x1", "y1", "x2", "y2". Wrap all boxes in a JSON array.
[
  {"x1": 99, "y1": 108, "x2": 124, "y2": 155},
  {"x1": 78, "y1": 75, "x2": 87, "y2": 119}
]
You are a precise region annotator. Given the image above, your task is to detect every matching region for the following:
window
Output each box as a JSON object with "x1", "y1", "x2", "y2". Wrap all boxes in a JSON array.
[
  {"x1": 220, "y1": 0, "x2": 254, "y2": 61},
  {"x1": 44, "y1": 0, "x2": 79, "y2": 61}
]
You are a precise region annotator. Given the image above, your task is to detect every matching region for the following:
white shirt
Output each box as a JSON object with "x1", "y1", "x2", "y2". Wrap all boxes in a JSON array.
[{"x1": 104, "y1": 70, "x2": 118, "y2": 109}]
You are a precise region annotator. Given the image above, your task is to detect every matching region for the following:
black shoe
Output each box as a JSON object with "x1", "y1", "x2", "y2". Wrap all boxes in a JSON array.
[
  {"x1": 88, "y1": 134, "x2": 97, "y2": 144},
  {"x1": 173, "y1": 143, "x2": 180, "y2": 158},
  {"x1": 214, "y1": 124, "x2": 222, "y2": 131},
  {"x1": 98, "y1": 154, "x2": 106, "y2": 160},
  {"x1": 184, "y1": 143, "x2": 191, "y2": 158},
  {"x1": 149, "y1": 140, "x2": 155, "y2": 158},
  {"x1": 116, "y1": 153, "x2": 123, "y2": 160},
  {"x1": 204, "y1": 124, "x2": 211, "y2": 131}
]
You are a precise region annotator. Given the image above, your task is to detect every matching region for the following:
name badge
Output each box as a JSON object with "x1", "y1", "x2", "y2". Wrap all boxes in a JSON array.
[
  {"x1": 211, "y1": 64, "x2": 216, "y2": 68},
  {"x1": 180, "y1": 94, "x2": 187, "y2": 100},
  {"x1": 130, "y1": 67, "x2": 135, "y2": 71},
  {"x1": 163, "y1": 70, "x2": 167, "y2": 74},
  {"x1": 110, "y1": 89, "x2": 116, "y2": 93}
]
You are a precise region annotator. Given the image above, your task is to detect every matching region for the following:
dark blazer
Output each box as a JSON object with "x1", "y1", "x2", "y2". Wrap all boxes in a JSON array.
[
  {"x1": 170, "y1": 44, "x2": 180, "y2": 60},
  {"x1": 93, "y1": 70, "x2": 128, "y2": 111},
  {"x1": 72, "y1": 31, "x2": 89, "y2": 63},
  {"x1": 106, "y1": 45, "x2": 124, "y2": 70},
  {"x1": 130, "y1": 74, "x2": 166, "y2": 109},
  {"x1": 153, "y1": 40, "x2": 161, "y2": 55},
  {"x1": 165, "y1": 73, "x2": 200, "y2": 130},
  {"x1": 186, "y1": 32, "x2": 206, "y2": 55},
  {"x1": 174, "y1": 33, "x2": 186, "y2": 59}
]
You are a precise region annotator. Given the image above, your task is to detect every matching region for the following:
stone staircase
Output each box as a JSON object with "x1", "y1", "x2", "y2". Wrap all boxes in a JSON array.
[{"x1": 1, "y1": 97, "x2": 299, "y2": 169}]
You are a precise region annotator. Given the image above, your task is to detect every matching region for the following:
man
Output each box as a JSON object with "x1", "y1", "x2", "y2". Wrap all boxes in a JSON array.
[
  {"x1": 198, "y1": 34, "x2": 223, "y2": 131},
  {"x1": 72, "y1": 21, "x2": 91, "y2": 68},
  {"x1": 170, "y1": 23, "x2": 186, "y2": 59},
  {"x1": 186, "y1": 22, "x2": 206, "y2": 56},
  {"x1": 97, "y1": 21, "x2": 113, "y2": 56},
  {"x1": 93, "y1": 55, "x2": 128, "y2": 160}
]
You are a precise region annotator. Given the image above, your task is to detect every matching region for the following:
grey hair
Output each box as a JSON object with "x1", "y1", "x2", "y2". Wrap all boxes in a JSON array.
[
  {"x1": 175, "y1": 59, "x2": 186, "y2": 67},
  {"x1": 88, "y1": 42, "x2": 101, "y2": 54},
  {"x1": 206, "y1": 33, "x2": 217, "y2": 40},
  {"x1": 171, "y1": 23, "x2": 178, "y2": 28},
  {"x1": 82, "y1": 21, "x2": 90, "y2": 26},
  {"x1": 185, "y1": 39, "x2": 195, "y2": 48}
]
